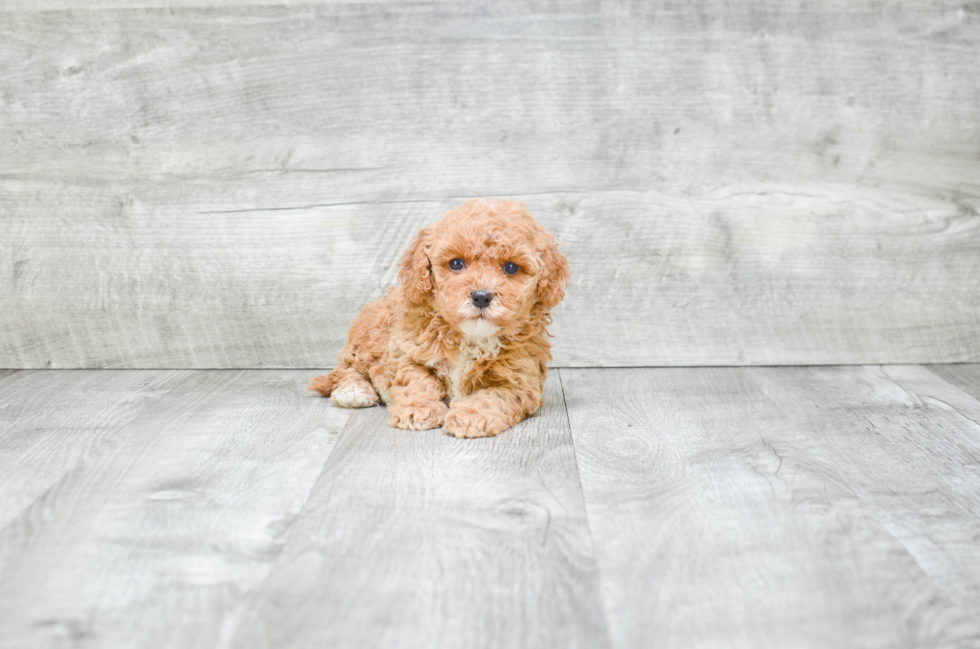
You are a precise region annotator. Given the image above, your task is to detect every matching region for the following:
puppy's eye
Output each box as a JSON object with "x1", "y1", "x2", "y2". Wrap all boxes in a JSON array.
[
  {"x1": 502, "y1": 262, "x2": 519, "y2": 275},
  {"x1": 449, "y1": 258, "x2": 465, "y2": 271}
]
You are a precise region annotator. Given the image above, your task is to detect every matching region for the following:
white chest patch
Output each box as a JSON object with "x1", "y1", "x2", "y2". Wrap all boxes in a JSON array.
[
  {"x1": 442, "y1": 335, "x2": 501, "y2": 402},
  {"x1": 459, "y1": 318, "x2": 499, "y2": 338}
]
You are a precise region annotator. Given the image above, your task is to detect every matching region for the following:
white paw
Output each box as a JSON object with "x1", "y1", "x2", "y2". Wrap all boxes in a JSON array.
[{"x1": 330, "y1": 382, "x2": 378, "y2": 408}]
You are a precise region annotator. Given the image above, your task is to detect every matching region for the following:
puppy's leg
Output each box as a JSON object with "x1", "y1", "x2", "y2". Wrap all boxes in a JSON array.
[
  {"x1": 387, "y1": 363, "x2": 448, "y2": 430},
  {"x1": 308, "y1": 368, "x2": 341, "y2": 397},
  {"x1": 368, "y1": 362, "x2": 392, "y2": 406},
  {"x1": 444, "y1": 385, "x2": 542, "y2": 439},
  {"x1": 309, "y1": 366, "x2": 379, "y2": 408}
]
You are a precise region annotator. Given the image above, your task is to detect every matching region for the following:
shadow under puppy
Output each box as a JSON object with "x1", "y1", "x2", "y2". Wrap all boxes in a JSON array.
[{"x1": 309, "y1": 198, "x2": 569, "y2": 438}]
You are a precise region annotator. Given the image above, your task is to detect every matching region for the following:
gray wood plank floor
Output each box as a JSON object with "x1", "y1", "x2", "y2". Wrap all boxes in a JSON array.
[{"x1": 1, "y1": 366, "x2": 980, "y2": 648}]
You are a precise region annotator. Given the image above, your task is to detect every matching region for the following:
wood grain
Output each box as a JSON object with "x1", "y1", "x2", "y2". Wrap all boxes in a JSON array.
[
  {"x1": 928, "y1": 364, "x2": 980, "y2": 402},
  {"x1": 2, "y1": 2, "x2": 979, "y2": 367},
  {"x1": 0, "y1": 370, "x2": 351, "y2": 649},
  {"x1": 4, "y1": 2, "x2": 978, "y2": 189},
  {"x1": 2, "y1": 185, "x2": 978, "y2": 368},
  {"x1": 3, "y1": 367, "x2": 980, "y2": 647},
  {"x1": 562, "y1": 367, "x2": 980, "y2": 649},
  {"x1": 747, "y1": 365, "x2": 980, "y2": 633},
  {"x1": 0, "y1": 369, "x2": 190, "y2": 528},
  {"x1": 233, "y1": 373, "x2": 609, "y2": 649}
]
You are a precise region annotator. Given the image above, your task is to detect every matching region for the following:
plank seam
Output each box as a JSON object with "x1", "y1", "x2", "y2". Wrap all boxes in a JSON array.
[
  {"x1": 555, "y1": 368, "x2": 615, "y2": 649},
  {"x1": 218, "y1": 401, "x2": 357, "y2": 644},
  {"x1": 886, "y1": 366, "x2": 980, "y2": 446},
  {"x1": 741, "y1": 365, "x2": 980, "y2": 608},
  {"x1": 191, "y1": 188, "x2": 653, "y2": 214},
  {"x1": 0, "y1": 369, "x2": 200, "y2": 537},
  {"x1": 14, "y1": 363, "x2": 980, "y2": 371}
]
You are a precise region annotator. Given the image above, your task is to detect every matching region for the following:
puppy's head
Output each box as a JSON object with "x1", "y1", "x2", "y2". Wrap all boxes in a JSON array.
[{"x1": 398, "y1": 198, "x2": 569, "y2": 338}]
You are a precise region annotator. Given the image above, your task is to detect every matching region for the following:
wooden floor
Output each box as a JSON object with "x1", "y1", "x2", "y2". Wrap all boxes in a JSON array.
[{"x1": 2, "y1": 365, "x2": 980, "y2": 648}]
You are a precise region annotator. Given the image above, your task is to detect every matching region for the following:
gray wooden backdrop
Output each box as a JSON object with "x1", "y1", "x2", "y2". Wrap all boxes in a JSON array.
[{"x1": 2, "y1": 0, "x2": 978, "y2": 368}]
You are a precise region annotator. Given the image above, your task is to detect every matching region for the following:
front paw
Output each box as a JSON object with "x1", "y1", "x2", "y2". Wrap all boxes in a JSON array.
[
  {"x1": 388, "y1": 402, "x2": 448, "y2": 431},
  {"x1": 444, "y1": 403, "x2": 510, "y2": 439}
]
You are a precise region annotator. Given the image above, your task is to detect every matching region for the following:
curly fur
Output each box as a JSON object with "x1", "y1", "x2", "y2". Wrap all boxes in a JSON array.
[{"x1": 309, "y1": 198, "x2": 570, "y2": 438}]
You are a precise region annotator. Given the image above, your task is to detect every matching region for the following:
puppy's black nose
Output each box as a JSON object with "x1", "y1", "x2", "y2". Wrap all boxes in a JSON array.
[{"x1": 470, "y1": 290, "x2": 494, "y2": 309}]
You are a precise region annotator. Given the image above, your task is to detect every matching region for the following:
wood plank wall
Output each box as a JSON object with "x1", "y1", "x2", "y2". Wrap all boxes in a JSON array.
[{"x1": 1, "y1": 1, "x2": 978, "y2": 368}]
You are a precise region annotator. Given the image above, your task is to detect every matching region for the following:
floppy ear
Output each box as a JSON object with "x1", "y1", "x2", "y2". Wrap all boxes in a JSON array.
[
  {"x1": 533, "y1": 231, "x2": 570, "y2": 312},
  {"x1": 398, "y1": 226, "x2": 434, "y2": 305}
]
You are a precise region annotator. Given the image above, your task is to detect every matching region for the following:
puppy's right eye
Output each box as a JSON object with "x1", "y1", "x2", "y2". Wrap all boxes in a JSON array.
[{"x1": 449, "y1": 258, "x2": 465, "y2": 271}]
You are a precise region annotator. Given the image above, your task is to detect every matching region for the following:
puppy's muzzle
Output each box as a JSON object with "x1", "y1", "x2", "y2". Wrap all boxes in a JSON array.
[{"x1": 470, "y1": 290, "x2": 494, "y2": 309}]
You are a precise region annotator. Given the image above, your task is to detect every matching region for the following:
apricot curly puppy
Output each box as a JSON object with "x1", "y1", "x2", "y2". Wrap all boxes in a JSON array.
[{"x1": 309, "y1": 198, "x2": 569, "y2": 438}]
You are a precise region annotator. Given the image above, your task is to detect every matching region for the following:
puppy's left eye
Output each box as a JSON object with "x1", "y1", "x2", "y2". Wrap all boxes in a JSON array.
[
  {"x1": 449, "y1": 258, "x2": 465, "y2": 271},
  {"x1": 502, "y1": 262, "x2": 519, "y2": 275}
]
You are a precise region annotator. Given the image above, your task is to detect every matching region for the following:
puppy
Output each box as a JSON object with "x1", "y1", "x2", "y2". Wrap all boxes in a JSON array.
[{"x1": 309, "y1": 198, "x2": 569, "y2": 438}]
